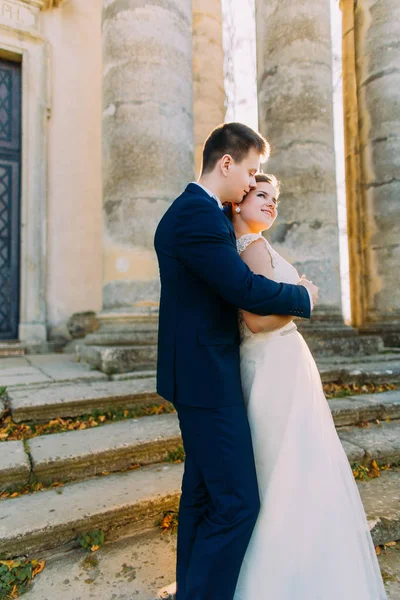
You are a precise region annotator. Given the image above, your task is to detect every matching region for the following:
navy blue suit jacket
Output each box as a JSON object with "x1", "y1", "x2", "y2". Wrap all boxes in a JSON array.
[{"x1": 154, "y1": 183, "x2": 311, "y2": 408}]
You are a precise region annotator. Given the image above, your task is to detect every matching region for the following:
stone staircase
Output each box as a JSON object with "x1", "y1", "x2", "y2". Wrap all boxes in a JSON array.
[
  {"x1": 0, "y1": 341, "x2": 25, "y2": 358},
  {"x1": 1, "y1": 352, "x2": 400, "y2": 598}
]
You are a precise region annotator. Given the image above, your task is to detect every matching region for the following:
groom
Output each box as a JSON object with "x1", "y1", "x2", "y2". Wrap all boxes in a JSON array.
[{"x1": 154, "y1": 122, "x2": 318, "y2": 600}]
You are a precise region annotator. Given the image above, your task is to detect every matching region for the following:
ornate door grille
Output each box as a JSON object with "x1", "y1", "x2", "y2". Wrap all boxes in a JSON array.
[{"x1": 0, "y1": 61, "x2": 21, "y2": 340}]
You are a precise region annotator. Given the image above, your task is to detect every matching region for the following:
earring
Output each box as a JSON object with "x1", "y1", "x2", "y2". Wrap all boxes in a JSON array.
[{"x1": 235, "y1": 207, "x2": 241, "y2": 214}]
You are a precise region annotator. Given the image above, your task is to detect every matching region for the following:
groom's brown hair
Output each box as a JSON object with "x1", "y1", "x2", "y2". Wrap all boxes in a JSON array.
[{"x1": 201, "y1": 122, "x2": 270, "y2": 175}]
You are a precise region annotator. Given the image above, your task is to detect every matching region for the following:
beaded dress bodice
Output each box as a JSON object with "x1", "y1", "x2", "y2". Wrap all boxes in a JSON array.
[{"x1": 236, "y1": 233, "x2": 300, "y2": 342}]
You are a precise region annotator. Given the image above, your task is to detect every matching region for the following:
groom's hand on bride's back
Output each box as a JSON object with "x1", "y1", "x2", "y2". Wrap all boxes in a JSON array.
[{"x1": 298, "y1": 276, "x2": 319, "y2": 309}]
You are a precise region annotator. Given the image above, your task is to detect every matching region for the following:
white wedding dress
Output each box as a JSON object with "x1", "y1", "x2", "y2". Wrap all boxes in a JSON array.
[{"x1": 233, "y1": 233, "x2": 387, "y2": 600}]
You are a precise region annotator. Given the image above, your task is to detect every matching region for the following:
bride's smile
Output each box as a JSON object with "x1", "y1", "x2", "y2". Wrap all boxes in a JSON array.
[{"x1": 232, "y1": 175, "x2": 280, "y2": 236}]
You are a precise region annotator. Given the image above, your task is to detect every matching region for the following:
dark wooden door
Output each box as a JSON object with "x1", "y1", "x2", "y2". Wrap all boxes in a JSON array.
[{"x1": 0, "y1": 60, "x2": 21, "y2": 340}]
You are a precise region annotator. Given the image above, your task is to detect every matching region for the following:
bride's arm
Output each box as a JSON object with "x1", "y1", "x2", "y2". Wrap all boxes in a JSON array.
[{"x1": 240, "y1": 239, "x2": 294, "y2": 334}]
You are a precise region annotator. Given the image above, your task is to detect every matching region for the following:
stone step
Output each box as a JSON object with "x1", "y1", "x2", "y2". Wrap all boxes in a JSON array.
[
  {"x1": 110, "y1": 368, "x2": 157, "y2": 381},
  {"x1": 0, "y1": 463, "x2": 184, "y2": 558},
  {"x1": 16, "y1": 529, "x2": 177, "y2": 600},
  {"x1": 7, "y1": 376, "x2": 162, "y2": 423},
  {"x1": 28, "y1": 413, "x2": 181, "y2": 485},
  {"x1": 1, "y1": 399, "x2": 398, "y2": 492},
  {"x1": 317, "y1": 352, "x2": 400, "y2": 366},
  {"x1": 0, "y1": 354, "x2": 108, "y2": 390},
  {"x1": 1, "y1": 391, "x2": 400, "y2": 491},
  {"x1": 0, "y1": 342, "x2": 25, "y2": 357},
  {"x1": 77, "y1": 342, "x2": 157, "y2": 375},
  {"x1": 11, "y1": 541, "x2": 400, "y2": 600},
  {"x1": 358, "y1": 470, "x2": 400, "y2": 547},
  {"x1": 3, "y1": 353, "x2": 400, "y2": 425},
  {"x1": 338, "y1": 421, "x2": 400, "y2": 466},
  {"x1": 0, "y1": 439, "x2": 31, "y2": 489},
  {"x1": 318, "y1": 358, "x2": 400, "y2": 385},
  {"x1": 328, "y1": 390, "x2": 400, "y2": 427},
  {"x1": 302, "y1": 329, "x2": 384, "y2": 357},
  {"x1": 83, "y1": 331, "x2": 158, "y2": 346},
  {"x1": 376, "y1": 544, "x2": 400, "y2": 599},
  {"x1": 0, "y1": 412, "x2": 181, "y2": 491},
  {"x1": 7, "y1": 373, "x2": 399, "y2": 427},
  {"x1": 0, "y1": 461, "x2": 399, "y2": 559}
]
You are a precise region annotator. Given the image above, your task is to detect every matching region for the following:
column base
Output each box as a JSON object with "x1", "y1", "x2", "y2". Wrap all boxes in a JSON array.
[
  {"x1": 78, "y1": 309, "x2": 393, "y2": 373},
  {"x1": 19, "y1": 322, "x2": 47, "y2": 342},
  {"x1": 77, "y1": 308, "x2": 158, "y2": 375},
  {"x1": 17, "y1": 322, "x2": 54, "y2": 354}
]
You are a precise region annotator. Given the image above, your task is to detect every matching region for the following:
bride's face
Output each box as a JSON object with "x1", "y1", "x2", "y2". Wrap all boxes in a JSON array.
[{"x1": 237, "y1": 181, "x2": 279, "y2": 233}]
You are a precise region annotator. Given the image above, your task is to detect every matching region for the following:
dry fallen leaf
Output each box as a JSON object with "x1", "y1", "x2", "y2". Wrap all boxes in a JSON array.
[
  {"x1": 0, "y1": 559, "x2": 16, "y2": 570},
  {"x1": 369, "y1": 460, "x2": 381, "y2": 479},
  {"x1": 32, "y1": 560, "x2": 46, "y2": 576}
]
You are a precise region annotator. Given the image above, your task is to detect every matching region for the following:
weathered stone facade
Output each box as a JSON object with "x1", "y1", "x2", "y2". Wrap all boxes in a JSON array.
[
  {"x1": 1, "y1": 0, "x2": 399, "y2": 363},
  {"x1": 256, "y1": 0, "x2": 342, "y2": 322},
  {"x1": 192, "y1": 0, "x2": 225, "y2": 177},
  {"x1": 341, "y1": 0, "x2": 400, "y2": 339},
  {"x1": 102, "y1": 0, "x2": 194, "y2": 313}
]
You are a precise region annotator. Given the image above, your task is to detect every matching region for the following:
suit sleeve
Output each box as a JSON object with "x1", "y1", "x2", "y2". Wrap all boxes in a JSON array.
[{"x1": 175, "y1": 199, "x2": 311, "y2": 318}]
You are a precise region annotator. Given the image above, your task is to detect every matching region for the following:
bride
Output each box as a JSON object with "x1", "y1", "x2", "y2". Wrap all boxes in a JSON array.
[{"x1": 230, "y1": 173, "x2": 387, "y2": 599}]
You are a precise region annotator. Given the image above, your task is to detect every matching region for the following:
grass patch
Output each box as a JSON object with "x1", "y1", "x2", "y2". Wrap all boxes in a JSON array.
[
  {"x1": 0, "y1": 402, "x2": 175, "y2": 442},
  {"x1": 0, "y1": 558, "x2": 45, "y2": 599},
  {"x1": 77, "y1": 529, "x2": 105, "y2": 553},
  {"x1": 164, "y1": 446, "x2": 185, "y2": 463}
]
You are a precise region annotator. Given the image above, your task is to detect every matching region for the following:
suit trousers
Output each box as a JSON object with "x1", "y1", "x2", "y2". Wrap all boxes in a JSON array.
[{"x1": 174, "y1": 401, "x2": 260, "y2": 600}]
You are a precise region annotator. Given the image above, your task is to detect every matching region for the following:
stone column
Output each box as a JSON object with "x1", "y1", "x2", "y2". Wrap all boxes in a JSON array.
[
  {"x1": 340, "y1": 0, "x2": 366, "y2": 329},
  {"x1": 256, "y1": 0, "x2": 342, "y2": 322},
  {"x1": 192, "y1": 0, "x2": 225, "y2": 177},
  {"x1": 343, "y1": 0, "x2": 400, "y2": 344},
  {"x1": 80, "y1": 0, "x2": 194, "y2": 374}
]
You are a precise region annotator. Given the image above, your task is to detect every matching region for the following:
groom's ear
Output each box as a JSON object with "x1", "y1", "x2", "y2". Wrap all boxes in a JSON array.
[{"x1": 221, "y1": 154, "x2": 233, "y2": 177}]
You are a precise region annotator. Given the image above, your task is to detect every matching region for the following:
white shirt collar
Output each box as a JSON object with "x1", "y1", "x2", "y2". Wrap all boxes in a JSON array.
[{"x1": 190, "y1": 181, "x2": 223, "y2": 210}]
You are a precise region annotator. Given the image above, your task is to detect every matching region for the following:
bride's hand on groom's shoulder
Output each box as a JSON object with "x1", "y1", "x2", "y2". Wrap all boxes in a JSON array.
[{"x1": 298, "y1": 274, "x2": 319, "y2": 308}]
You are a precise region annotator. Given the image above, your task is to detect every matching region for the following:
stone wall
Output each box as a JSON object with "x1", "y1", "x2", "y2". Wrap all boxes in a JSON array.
[
  {"x1": 353, "y1": 0, "x2": 400, "y2": 325},
  {"x1": 42, "y1": 0, "x2": 103, "y2": 332},
  {"x1": 192, "y1": 0, "x2": 225, "y2": 177}
]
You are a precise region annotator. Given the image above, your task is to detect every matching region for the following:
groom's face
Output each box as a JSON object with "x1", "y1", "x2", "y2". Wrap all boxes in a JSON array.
[{"x1": 224, "y1": 148, "x2": 261, "y2": 204}]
